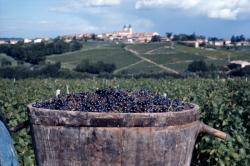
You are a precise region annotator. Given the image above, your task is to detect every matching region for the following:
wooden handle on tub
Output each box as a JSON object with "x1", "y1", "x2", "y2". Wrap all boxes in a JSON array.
[{"x1": 200, "y1": 122, "x2": 229, "y2": 140}]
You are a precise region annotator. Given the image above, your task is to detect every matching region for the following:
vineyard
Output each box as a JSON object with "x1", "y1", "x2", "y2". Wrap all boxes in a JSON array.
[
  {"x1": 0, "y1": 78, "x2": 250, "y2": 166},
  {"x1": 47, "y1": 42, "x2": 250, "y2": 74}
]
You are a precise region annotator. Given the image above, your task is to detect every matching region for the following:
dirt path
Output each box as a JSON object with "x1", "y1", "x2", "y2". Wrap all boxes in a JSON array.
[
  {"x1": 178, "y1": 48, "x2": 221, "y2": 60},
  {"x1": 125, "y1": 46, "x2": 179, "y2": 74},
  {"x1": 166, "y1": 60, "x2": 193, "y2": 64},
  {"x1": 113, "y1": 60, "x2": 144, "y2": 74},
  {"x1": 145, "y1": 48, "x2": 162, "y2": 54},
  {"x1": 144, "y1": 45, "x2": 174, "y2": 55}
]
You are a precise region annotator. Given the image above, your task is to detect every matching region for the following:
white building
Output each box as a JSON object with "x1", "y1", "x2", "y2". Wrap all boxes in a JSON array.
[
  {"x1": 179, "y1": 41, "x2": 200, "y2": 48},
  {"x1": 229, "y1": 60, "x2": 250, "y2": 68},
  {"x1": 43, "y1": 37, "x2": 51, "y2": 42},
  {"x1": 195, "y1": 41, "x2": 199, "y2": 48},
  {"x1": 103, "y1": 25, "x2": 159, "y2": 43},
  {"x1": 97, "y1": 34, "x2": 103, "y2": 39},
  {"x1": 132, "y1": 32, "x2": 159, "y2": 43},
  {"x1": 224, "y1": 39, "x2": 231, "y2": 45},
  {"x1": 214, "y1": 41, "x2": 224, "y2": 46},
  {"x1": 160, "y1": 36, "x2": 171, "y2": 42},
  {"x1": 104, "y1": 25, "x2": 133, "y2": 41},
  {"x1": 9, "y1": 40, "x2": 18, "y2": 45},
  {"x1": 24, "y1": 38, "x2": 32, "y2": 43},
  {"x1": 64, "y1": 39, "x2": 72, "y2": 43},
  {"x1": 0, "y1": 40, "x2": 8, "y2": 45},
  {"x1": 235, "y1": 41, "x2": 249, "y2": 46},
  {"x1": 33, "y1": 38, "x2": 43, "y2": 43}
]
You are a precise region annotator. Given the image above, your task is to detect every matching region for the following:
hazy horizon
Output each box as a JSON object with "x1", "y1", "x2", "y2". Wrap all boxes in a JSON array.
[{"x1": 1, "y1": 0, "x2": 250, "y2": 38}]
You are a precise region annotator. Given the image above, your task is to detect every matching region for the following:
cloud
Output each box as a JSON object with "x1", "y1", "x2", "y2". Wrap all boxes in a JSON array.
[
  {"x1": 135, "y1": 0, "x2": 200, "y2": 9},
  {"x1": 39, "y1": 19, "x2": 100, "y2": 34},
  {"x1": 133, "y1": 18, "x2": 154, "y2": 30},
  {"x1": 51, "y1": 0, "x2": 121, "y2": 12},
  {"x1": 49, "y1": 0, "x2": 155, "y2": 33},
  {"x1": 135, "y1": 0, "x2": 250, "y2": 20},
  {"x1": 84, "y1": 0, "x2": 121, "y2": 7},
  {"x1": 38, "y1": 20, "x2": 49, "y2": 25}
]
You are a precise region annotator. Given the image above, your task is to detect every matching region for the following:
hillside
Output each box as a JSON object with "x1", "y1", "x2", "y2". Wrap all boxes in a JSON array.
[{"x1": 47, "y1": 42, "x2": 250, "y2": 74}]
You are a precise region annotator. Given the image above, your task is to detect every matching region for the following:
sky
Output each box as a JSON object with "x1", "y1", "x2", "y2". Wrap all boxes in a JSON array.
[{"x1": 0, "y1": 0, "x2": 250, "y2": 38}]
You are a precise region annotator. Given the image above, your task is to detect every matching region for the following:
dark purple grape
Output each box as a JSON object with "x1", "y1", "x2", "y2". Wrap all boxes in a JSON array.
[{"x1": 32, "y1": 88, "x2": 193, "y2": 113}]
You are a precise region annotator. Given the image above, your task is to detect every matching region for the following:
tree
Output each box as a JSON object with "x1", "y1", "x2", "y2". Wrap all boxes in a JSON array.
[
  {"x1": 208, "y1": 63, "x2": 218, "y2": 71},
  {"x1": 1, "y1": 58, "x2": 12, "y2": 67},
  {"x1": 39, "y1": 62, "x2": 61, "y2": 77},
  {"x1": 239, "y1": 34, "x2": 245, "y2": 41},
  {"x1": 228, "y1": 63, "x2": 241, "y2": 70},
  {"x1": 188, "y1": 33, "x2": 196, "y2": 41},
  {"x1": 0, "y1": 37, "x2": 83, "y2": 65},
  {"x1": 91, "y1": 34, "x2": 97, "y2": 40},
  {"x1": 228, "y1": 66, "x2": 250, "y2": 76},
  {"x1": 231, "y1": 35, "x2": 246, "y2": 43},
  {"x1": 74, "y1": 60, "x2": 116, "y2": 74},
  {"x1": 70, "y1": 40, "x2": 82, "y2": 51},
  {"x1": 209, "y1": 37, "x2": 219, "y2": 42},
  {"x1": 151, "y1": 35, "x2": 161, "y2": 42},
  {"x1": 231, "y1": 35, "x2": 236, "y2": 43},
  {"x1": 166, "y1": 32, "x2": 172, "y2": 38},
  {"x1": 187, "y1": 60, "x2": 209, "y2": 72}
]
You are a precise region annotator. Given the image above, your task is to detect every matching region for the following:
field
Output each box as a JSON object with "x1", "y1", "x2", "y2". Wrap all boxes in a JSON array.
[
  {"x1": 47, "y1": 42, "x2": 250, "y2": 74},
  {"x1": 47, "y1": 43, "x2": 140, "y2": 70},
  {"x1": 0, "y1": 78, "x2": 249, "y2": 166},
  {"x1": 2, "y1": 42, "x2": 250, "y2": 165}
]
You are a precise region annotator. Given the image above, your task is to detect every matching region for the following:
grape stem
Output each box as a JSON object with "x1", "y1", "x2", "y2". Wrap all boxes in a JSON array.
[{"x1": 167, "y1": 100, "x2": 174, "y2": 112}]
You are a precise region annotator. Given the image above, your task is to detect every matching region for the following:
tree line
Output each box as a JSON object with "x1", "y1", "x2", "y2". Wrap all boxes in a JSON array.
[
  {"x1": 0, "y1": 38, "x2": 82, "y2": 64},
  {"x1": 75, "y1": 60, "x2": 116, "y2": 74}
]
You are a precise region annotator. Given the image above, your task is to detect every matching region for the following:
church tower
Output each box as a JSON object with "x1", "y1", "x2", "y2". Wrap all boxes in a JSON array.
[
  {"x1": 123, "y1": 25, "x2": 127, "y2": 32},
  {"x1": 128, "y1": 24, "x2": 132, "y2": 34}
]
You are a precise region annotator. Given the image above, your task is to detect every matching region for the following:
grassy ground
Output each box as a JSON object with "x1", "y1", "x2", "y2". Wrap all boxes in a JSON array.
[
  {"x1": 46, "y1": 42, "x2": 250, "y2": 74},
  {"x1": 229, "y1": 47, "x2": 250, "y2": 61},
  {"x1": 126, "y1": 42, "x2": 168, "y2": 54},
  {"x1": 47, "y1": 44, "x2": 140, "y2": 70},
  {"x1": 121, "y1": 61, "x2": 164, "y2": 74},
  {"x1": 175, "y1": 45, "x2": 232, "y2": 58}
]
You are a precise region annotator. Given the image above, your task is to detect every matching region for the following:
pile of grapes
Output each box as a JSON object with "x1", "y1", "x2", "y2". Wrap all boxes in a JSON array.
[{"x1": 33, "y1": 88, "x2": 194, "y2": 113}]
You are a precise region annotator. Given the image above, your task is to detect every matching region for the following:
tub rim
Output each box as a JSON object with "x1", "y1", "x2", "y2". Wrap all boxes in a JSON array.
[{"x1": 28, "y1": 103, "x2": 200, "y2": 127}]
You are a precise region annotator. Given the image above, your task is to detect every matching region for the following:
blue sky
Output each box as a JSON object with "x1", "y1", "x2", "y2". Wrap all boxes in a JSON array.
[{"x1": 1, "y1": 0, "x2": 250, "y2": 38}]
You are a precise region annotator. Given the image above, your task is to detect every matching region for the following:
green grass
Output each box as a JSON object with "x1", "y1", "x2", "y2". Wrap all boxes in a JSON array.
[
  {"x1": 175, "y1": 45, "x2": 234, "y2": 59},
  {"x1": 229, "y1": 47, "x2": 250, "y2": 61},
  {"x1": 127, "y1": 42, "x2": 167, "y2": 54},
  {"x1": 121, "y1": 61, "x2": 163, "y2": 74},
  {"x1": 47, "y1": 45, "x2": 140, "y2": 70},
  {"x1": 47, "y1": 41, "x2": 115, "y2": 58},
  {"x1": 136, "y1": 48, "x2": 207, "y2": 72},
  {"x1": 143, "y1": 52, "x2": 206, "y2": 64},
  {"x1": 47, "y1": 42, "x2": 250, "y2": 74},
  {"x1": 148, "y1": 46, "x2": 176, "y2": 54}
]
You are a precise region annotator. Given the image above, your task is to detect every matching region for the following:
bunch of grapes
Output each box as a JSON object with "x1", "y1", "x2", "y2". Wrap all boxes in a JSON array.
[{"x1": 33, "y1": 88, "x2": 194, "y2": 113}]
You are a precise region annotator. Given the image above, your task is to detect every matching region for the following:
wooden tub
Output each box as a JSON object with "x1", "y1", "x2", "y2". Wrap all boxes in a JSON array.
[{"x1": 28, "y1": 104, "x2": 227, "y2": 166}]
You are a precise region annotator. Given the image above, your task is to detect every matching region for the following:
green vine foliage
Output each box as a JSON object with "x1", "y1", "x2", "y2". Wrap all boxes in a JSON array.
[{"x1": 0, "y1": 78, "x2": 249, "y2": 166}]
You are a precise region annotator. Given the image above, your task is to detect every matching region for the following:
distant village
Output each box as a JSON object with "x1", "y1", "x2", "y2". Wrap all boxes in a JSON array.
[{"x1": 1, "y1": 25, "x2": 250, "y2": 48}]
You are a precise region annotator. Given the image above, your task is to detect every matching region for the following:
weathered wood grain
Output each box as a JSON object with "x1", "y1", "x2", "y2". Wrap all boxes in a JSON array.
[
  {"x1": 27, "y1": 104, "x2": 226, "y2": 166},
  {"x1": 28, "y1": 104, "x2": 199, "y2": 127}
]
